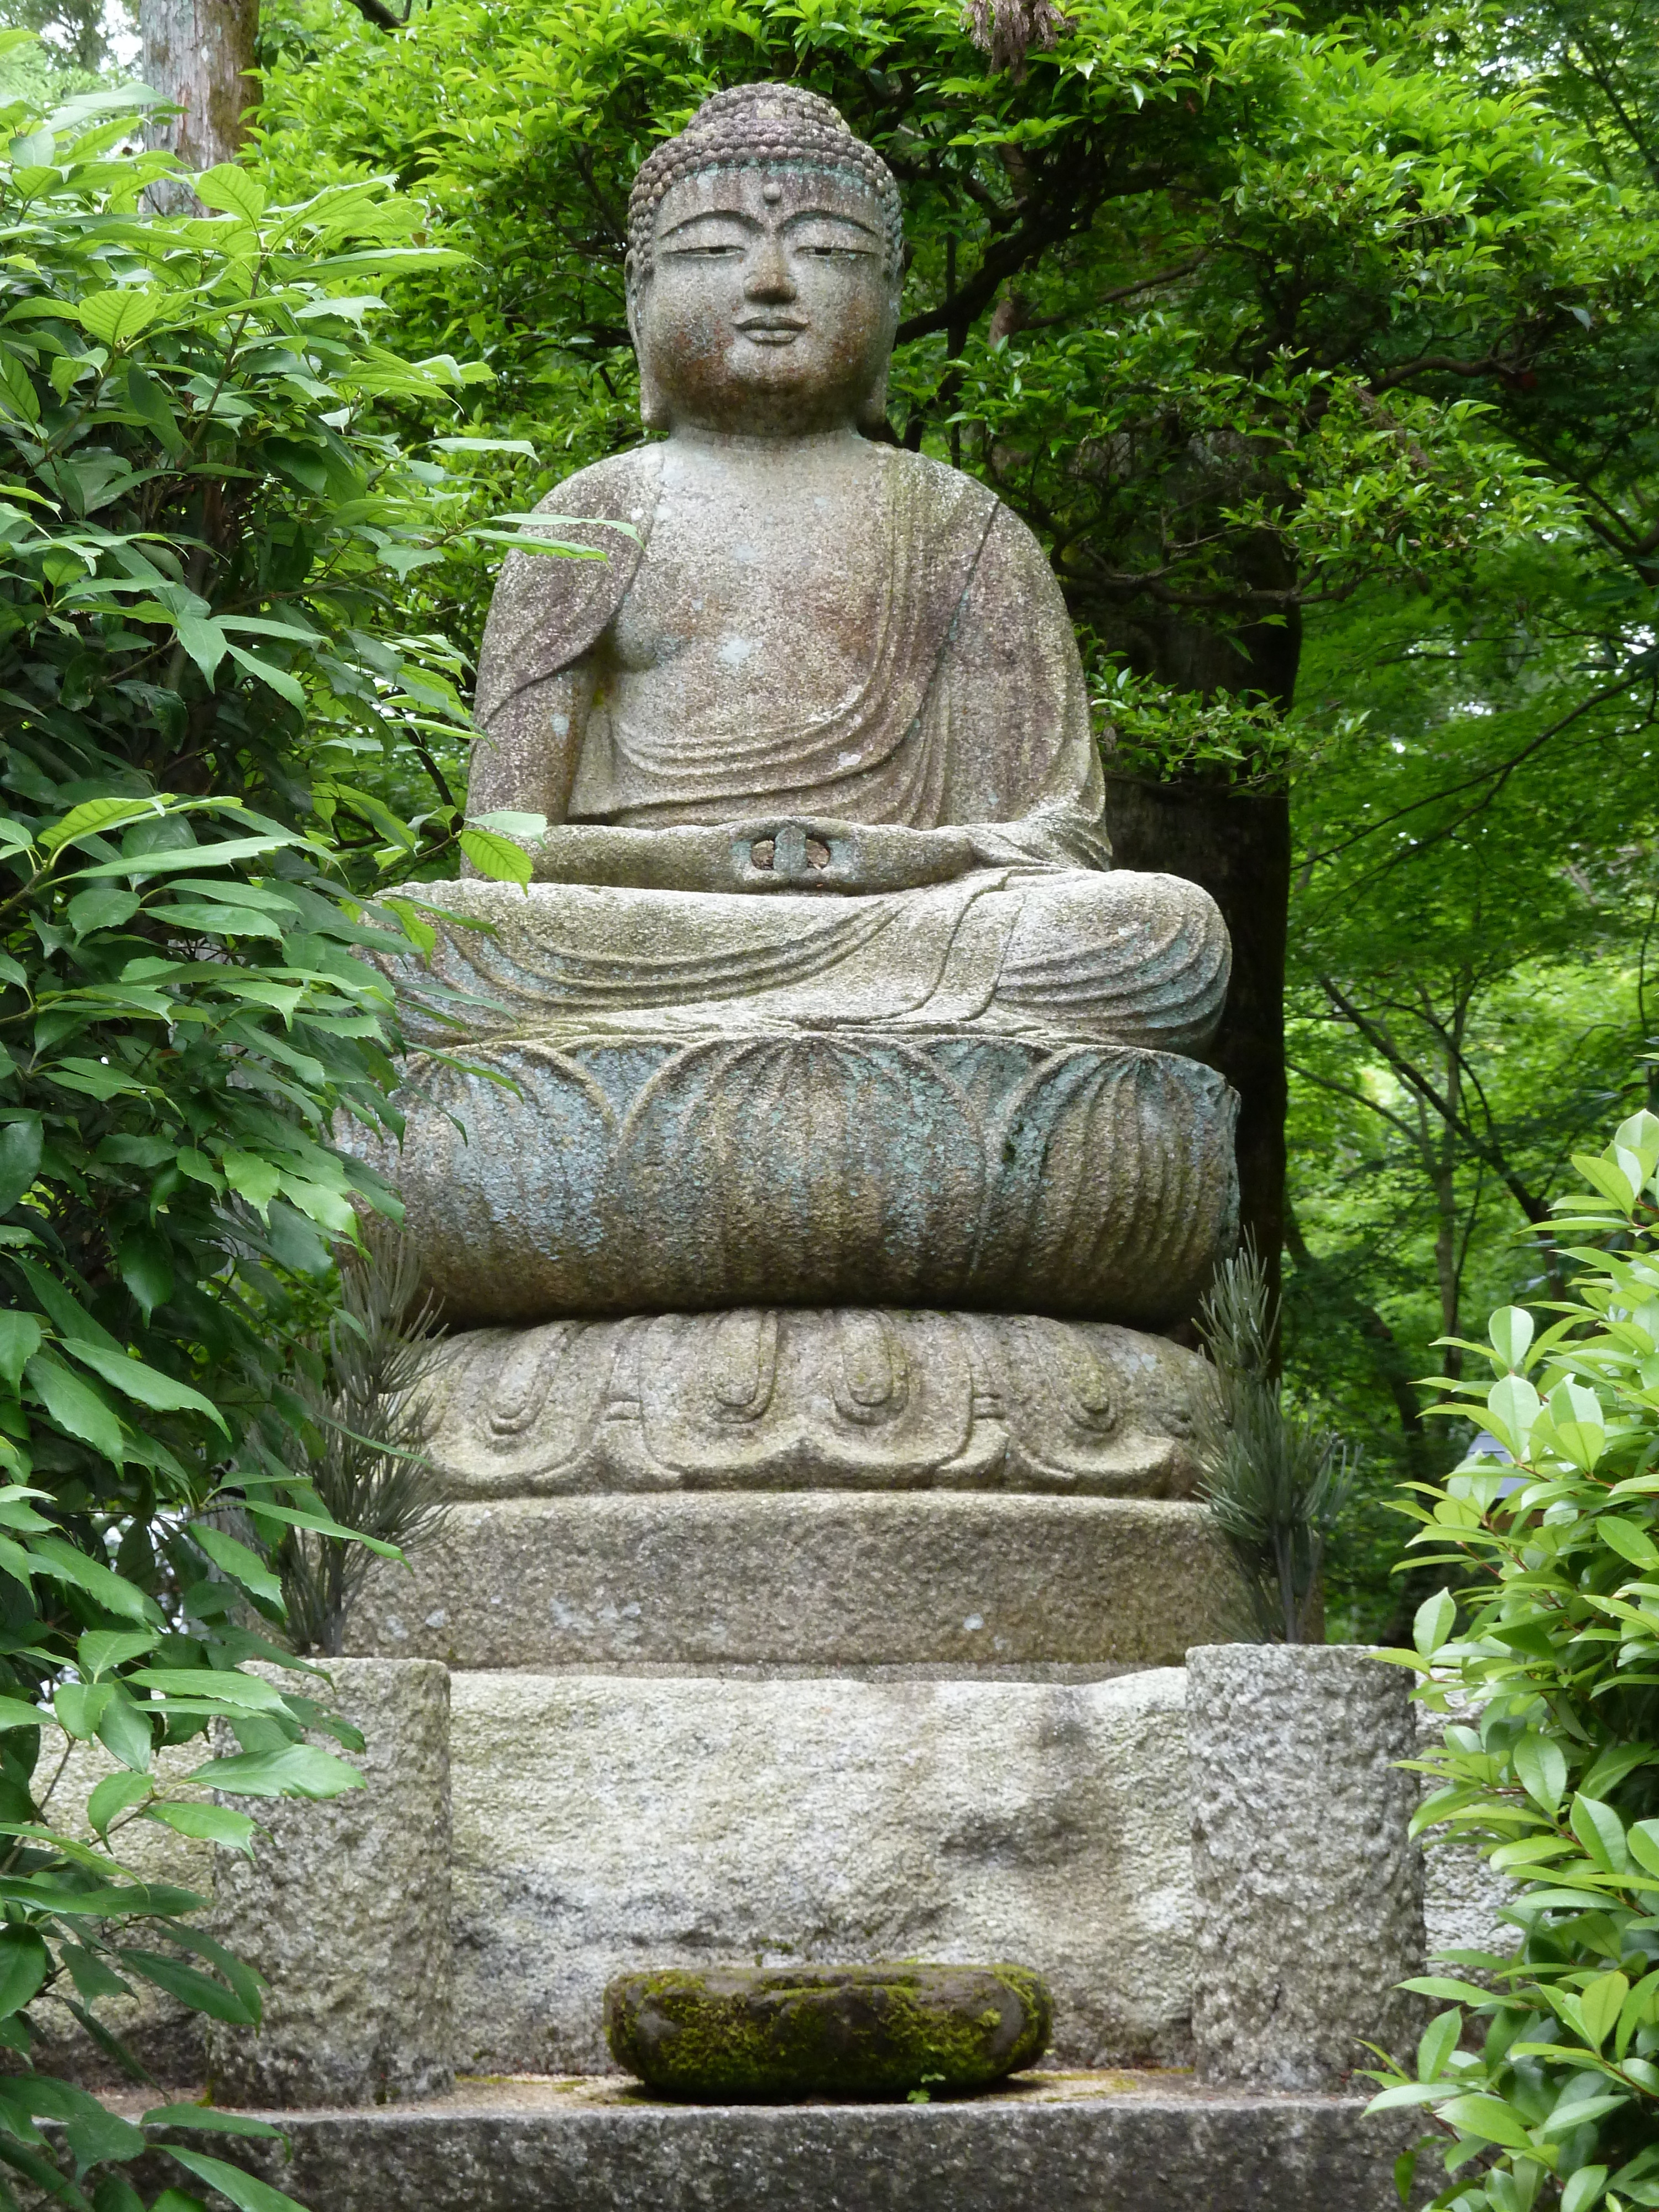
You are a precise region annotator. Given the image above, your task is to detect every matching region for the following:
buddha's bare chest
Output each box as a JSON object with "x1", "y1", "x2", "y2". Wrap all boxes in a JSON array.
[{"x1": 604, "y1": 474, "x2": 885, "y2": 712}]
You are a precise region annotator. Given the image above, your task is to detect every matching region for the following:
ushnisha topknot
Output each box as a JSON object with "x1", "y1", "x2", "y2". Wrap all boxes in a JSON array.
[{"x1": 628, "y1": 82, "x2": 905, "y2": 280}]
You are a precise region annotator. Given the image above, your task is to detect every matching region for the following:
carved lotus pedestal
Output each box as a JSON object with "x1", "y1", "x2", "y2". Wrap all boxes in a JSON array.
[{"x1": 331, "y1": 968, "x2": 1257, "y2": 2074}]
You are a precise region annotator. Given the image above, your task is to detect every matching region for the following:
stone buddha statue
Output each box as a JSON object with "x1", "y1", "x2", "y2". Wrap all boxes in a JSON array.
[{"x1": 363, "y1": 82, "x2": 1241, "y2": 1499}]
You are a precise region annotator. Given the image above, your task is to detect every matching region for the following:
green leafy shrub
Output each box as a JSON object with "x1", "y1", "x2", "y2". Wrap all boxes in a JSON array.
[
  {"x1": 1365, "y1": 1114, "x2": 1659, "y2": 2210},
  {"x1": 0, "y1": 43, "x2": 536, "y2": 2208}
]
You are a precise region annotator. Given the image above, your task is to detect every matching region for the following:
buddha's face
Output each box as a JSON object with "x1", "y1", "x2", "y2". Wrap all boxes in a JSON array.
[{"x1": 629, "y1": 165, "x2": 898, "y2": 436}]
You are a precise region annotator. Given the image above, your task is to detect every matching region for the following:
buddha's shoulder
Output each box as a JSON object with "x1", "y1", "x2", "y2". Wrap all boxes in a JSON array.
[
  {"x1": 531, "y1": 445, "x2": 664, "y2": 528},
  {"x1": 874, "y1": 447, "x2": 1048, "y2": 566}
]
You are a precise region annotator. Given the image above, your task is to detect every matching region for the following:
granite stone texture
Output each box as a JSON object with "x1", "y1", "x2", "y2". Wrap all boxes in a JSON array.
[
  {"x1": 444, "y1": 1668, "x2": 1196, "y2": 2074},
  {"x1": 1188, "y1": 1645, "x2": 1426, "y2": 2090},
  {"x1": 412, "y1": 1308, "x2": 1211, "y2": 1499},
  {"x1": 343, "y1": 1494, "x2": 1247, "y2": 1670},
  {"x1": 207, "y1": 1659, "x2": 453, "y2": 2107},
  {"x1": 350, "y1": 1030, "x2": 1238, "y2": 1331},
  {"x1": 135, "y1": 2081, "x2": 1428, "y2": 2212}
]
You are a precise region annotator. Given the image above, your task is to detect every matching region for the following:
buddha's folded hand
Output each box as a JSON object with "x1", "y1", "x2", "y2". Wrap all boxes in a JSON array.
[{"x1": 727, "y1": 818, "x2": 977, "y2": 894}]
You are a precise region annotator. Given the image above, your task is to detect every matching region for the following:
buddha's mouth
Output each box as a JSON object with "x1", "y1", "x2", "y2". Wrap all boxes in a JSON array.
[{"x1": 736, "y1": 317, "x2": 808, "y2": 346}]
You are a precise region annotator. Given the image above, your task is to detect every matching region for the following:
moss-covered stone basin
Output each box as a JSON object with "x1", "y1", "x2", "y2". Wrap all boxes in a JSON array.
[{"x1": 603, "y1": 1961, "x2": 1053, "y2": 2101}]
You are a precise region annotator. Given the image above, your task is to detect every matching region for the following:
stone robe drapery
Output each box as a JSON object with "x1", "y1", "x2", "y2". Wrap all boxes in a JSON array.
[{"x1": 472, "y1": 444, "x2": 1113, "y2": 873}]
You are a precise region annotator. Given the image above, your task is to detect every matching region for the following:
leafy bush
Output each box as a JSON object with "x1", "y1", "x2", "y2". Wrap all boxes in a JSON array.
[
  {"x1": 1366, "y1": 1113, "x2": 1659, "y2": 2210},
  {"x1": 0, "y1": 41, "x2": 531, "y2": 2208}
]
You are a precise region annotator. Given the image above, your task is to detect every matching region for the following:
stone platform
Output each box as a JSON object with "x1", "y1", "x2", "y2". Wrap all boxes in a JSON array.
[
  {"x1": 127, "y1": 2074, "x2": 1425, "y2": 2212},
  {"x1": 343, "y1": 1494, "x2": 1243, "y2": 1670}
]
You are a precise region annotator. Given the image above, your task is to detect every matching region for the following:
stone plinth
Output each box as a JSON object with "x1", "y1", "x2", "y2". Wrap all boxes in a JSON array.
[
  {"x1": 444, "y1": 1670, "x2": 1194, "y2": 2074},
  {"x1": 413, "y1": 1309, "x2": 1209, "y2": 1499},
  {"x1": 136, "y1": 2077, "x2": 1428, "y2": 2212},
  {"x1": 208, "y1": 1659, "x2": 453, "y2": 2108},
  {"x1": 343, "y1": 1495, "x2": 1246, "y2": 1671},
  {"x1": 1188, "y1": 1645, "x2": 1425, "y2": 2090},
  {"x1": 351, "y1": 1031, "x2": 1237, "y2": 1329}
]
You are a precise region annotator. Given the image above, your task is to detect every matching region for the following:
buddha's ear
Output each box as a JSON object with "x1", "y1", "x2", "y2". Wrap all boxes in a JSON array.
[
  {"x1": 625, "y1": 255, "x2": 671, "y2": 432},
  {"x1": 857, "y1": 290, "x2": 901, "y2": 434}
]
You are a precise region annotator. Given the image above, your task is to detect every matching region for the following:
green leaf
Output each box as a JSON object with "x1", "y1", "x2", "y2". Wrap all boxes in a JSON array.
[
  {"x1": 54, "y1": 1680, "x2": 112, "y2": 1738},
  {"x1": 1571, "y1": 1793, "x2": 1629, "y2": 1875},
  {"x1": 144, "y1": 1801, "x2": 257, "y2": 1856},
  {"x1": 86, "y1": 1770, "x2": 151, "y2": 1834},
  {"x1": 0, "y1": 1312, "x2": 42, "y2": 1391},
  {"x1": 24, "y1": 1354, "x2": 124, "y2": 1464},
  {"x1": 1582, "y1": 1971, "x2": 1631, "y2": 2051},
  {"x1": 1417, "y1": 2006, "x2": 1462, "y2": 2080},
  {"x1": 59, "y1": 1342, "x2": 227, "y2": 1436},
  {"x1": 124, "y1": 364, "x2": 184, "y2": 457},
  {"x1": 0, "y1": 1927, "x2": 48, "y2": 2018},
  {"x1": 66, "y1": 886, "x2": 139, "y2": 937},
  {"x1": 1562, "y1": 2169, "x2": 1609, "y2": 2212},
  {"x1": 458, "y1": 826, "x2": 533, "y2": 885},
  {"x1": 164, "y1": 2150, "x2": 305, "y2": 2212},
  {"x1": 140, "y1": 2108, "x2": 281, "y2": 2141},
  {"x1": 225, "y1": 645, "x2": 305, "y2": 708},
  {"x1": 127, "y1": 1668, "x2": 285, "y2": 1713},
  {"x1": 0, "y1": 1123, "x2": 41, "y2": 1215},
  {"x1": 192, "y1": 165, "x2": 267, "y2": 222},
  {"x1": 28, "y1": 1535, "x2": 159, "y2": 1624},
  {"x1": 187, "y1": 1525, "x2": 282, "y2": 1609},
  {"x1": 1488, "y1": 1305, "x2": 1534, "y2": 1370},
  {"x1": 219, "y1": 1151, "x2": 281, "y2": 1215},
  {"x1": 42, "y1": 797, "x2": 162, "y2": 855},
  {"x1": 1599, "y1": 1515, "x2": 1659, "y2": 1568},
  {"x1": 117, "y1": 1950, "x2": 257, "y2": 2026},
  {"x1": 1413, "y1": 1588, "x2": 1455, "y2": 1658},
  {"x1": 170, "y1": 611, "x2": 227, "y2": 684},
  {"x1": 1436, "y1": 2093, "x2": 1537, "y2": 2150},
  {"x1": 1514, "y1": 1731, "x2": 1568, "y2": 1815},
  {"x1": 72, "y1": 289, "x2": 159, "y2": 348},
  {"x1": 77, "y1": 1630, "x2": 158, "y2": 1681},
  {"x1": 95, "y1": 1684, "x2": 153, "y2": 1774},
  {"x1": 187, "y1": 1744, "x2": 362, "y2": 1800}
]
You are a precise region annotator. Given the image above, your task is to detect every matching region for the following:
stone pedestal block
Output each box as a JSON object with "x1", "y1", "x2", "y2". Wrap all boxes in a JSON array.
[
  {"x1": 343, "y1": 1494, "x2": 1246, "y2": 1670},
  {"x1": 446, "y1": 1668, "x2": 1196, "y2": 2074},
  {"x1": 208, "y1": 1658, "x2": 453, "y2": 2107},
  {"x1": 1187, "y1": 1645, "x2": 1425, "y2": 2090}
]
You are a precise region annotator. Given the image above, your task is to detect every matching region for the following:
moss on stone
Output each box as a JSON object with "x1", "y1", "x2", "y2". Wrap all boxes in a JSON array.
[{"x1": 603, "y1": 1962, "x2": 1052, "y2": 2102}]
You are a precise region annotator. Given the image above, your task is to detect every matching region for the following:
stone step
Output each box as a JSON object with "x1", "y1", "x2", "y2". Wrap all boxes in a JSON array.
[
  {"x1": 129, "y1": 2075, "x2": 1421, "y2": 2212},
  {"x1": 343, "y1": 1493, "x2": 1243, "y2": 1669}
]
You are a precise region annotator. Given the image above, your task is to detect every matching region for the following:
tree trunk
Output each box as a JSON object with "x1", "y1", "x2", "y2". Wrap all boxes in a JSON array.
[
  {"x1": 140, "y1": 0, "x2": 259, "y2": 195},
  {"x1": 1104, "y1": 773, "x2": 1291, "y2": 1313}
]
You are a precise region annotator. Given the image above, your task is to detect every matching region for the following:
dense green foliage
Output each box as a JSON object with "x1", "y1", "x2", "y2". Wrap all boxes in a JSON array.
[
  {"x1": 0, "y1": 50, "x2": 535, "y2": 2206},
  {"x1": 1366, "y1": 1117, "x2": 1659, "y2": 2211}
]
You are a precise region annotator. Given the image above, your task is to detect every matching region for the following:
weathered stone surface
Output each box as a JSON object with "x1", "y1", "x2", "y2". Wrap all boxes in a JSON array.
[
  {"x1": 348, "y1": 1030, "x2": 1237, "y2": 1329},
  {"x1": 604, "y1": 1963, "x2": 1051, "y2": 2099},
  {"x1": 1188, "y1": 1645, "x2": 1426, "y2": 2090},
  {"x1": 345, "y1": 1495, "x2": 1246, "y2": 1670},
  {"x1": 208, "y1": 1660, "x2": 453, "y2": 2107},
  {"x1": 444, "y1": 1668, "x2": 1193, "y2": 2075},
  {"x1": 135, "y1": 2075, "x2": 1431, "y2": 2212},
  {"x1": 412, "y1": 1308, "x2": 1209, "y2": 1499}
]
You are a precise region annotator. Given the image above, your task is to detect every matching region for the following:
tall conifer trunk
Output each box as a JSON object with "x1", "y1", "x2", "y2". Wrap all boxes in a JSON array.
[{"x1": 140, "y1": 0, "x2": 259, "y2": 192}]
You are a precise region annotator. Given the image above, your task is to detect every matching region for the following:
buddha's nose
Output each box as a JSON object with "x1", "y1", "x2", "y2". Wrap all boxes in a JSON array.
[{"x1": 744, "y1": 237, "x2": 797, "y2": 301}]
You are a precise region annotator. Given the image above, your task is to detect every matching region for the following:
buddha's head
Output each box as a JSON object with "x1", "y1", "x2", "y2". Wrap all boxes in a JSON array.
[{"x1": 625, "y1": 84, "x2": 904, "y2": 438}]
